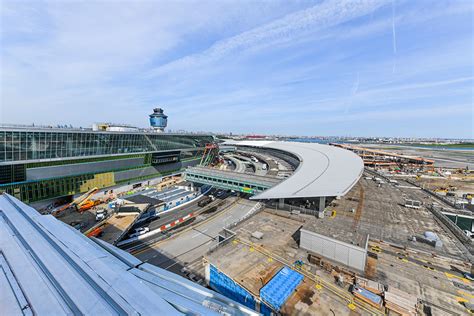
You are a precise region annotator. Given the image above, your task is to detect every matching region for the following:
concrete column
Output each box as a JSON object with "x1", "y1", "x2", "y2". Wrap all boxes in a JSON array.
[
  {"x1": 279, "y1": 198, "x2": 285, "y2": 209},
  {"x1": 319, "y1": 196, "x2": 326, "y2": 212},
  {"x1": 317, "y1": 196, "x2": 326, "y2": 218}
]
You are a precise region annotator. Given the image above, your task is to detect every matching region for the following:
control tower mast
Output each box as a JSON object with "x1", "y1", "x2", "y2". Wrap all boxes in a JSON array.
[{"x1": 149, "y1": 108, "x2": 168, "y2": 132}]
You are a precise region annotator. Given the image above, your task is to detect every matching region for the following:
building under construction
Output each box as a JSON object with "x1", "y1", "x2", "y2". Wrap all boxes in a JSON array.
[{"x1": 331, "y1": 143, "x2": 435, "y2": 169}]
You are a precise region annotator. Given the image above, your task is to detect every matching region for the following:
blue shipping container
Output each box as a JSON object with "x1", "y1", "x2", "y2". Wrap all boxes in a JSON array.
[{"x1": 260, "y1": 266, "x2": 304, "y2": 311}]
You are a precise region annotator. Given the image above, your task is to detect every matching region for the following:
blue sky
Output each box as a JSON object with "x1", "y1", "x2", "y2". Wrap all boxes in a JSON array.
[{"x1": 1, "y1": 0, "x2": 473, "y2": 138}]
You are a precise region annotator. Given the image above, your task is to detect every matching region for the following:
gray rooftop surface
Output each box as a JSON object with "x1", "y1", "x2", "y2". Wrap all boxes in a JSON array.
[
  {"x1": 302, "y1": 217, "x2": 369, "y2": 249},
  {"x1": 225, "y1": 141, "x2": 364, "y2": 199},
  {"x1": 0, "y1": 193, "x2": 257, "y2": 316}
]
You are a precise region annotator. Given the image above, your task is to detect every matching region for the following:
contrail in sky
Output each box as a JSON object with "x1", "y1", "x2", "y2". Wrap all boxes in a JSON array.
[{"x1": 345, "y1": 72, "x2": 360, "y2": 113}]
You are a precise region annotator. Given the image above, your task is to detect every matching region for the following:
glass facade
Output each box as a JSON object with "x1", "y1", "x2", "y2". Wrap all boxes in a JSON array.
[
  {"x1": 0, "y1": 152, "x2": 204, "y2": 203},
  {"x1": 0, "y1": 128, "x2": 212, "y2": 203},
  {"x1": 0, "y1": 129, "x2": 214, "y2": 162},
  {"x1": 3, "y1": 173, "x2": 99, "y2": 202}
]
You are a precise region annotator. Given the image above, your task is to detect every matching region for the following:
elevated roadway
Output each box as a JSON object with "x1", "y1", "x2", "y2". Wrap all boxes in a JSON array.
[
  {"x1": 185, "y1": 166, "x2": 280, "y2": 195},
  {"x1": 224, "y1": 154, "x2": 247, "y2": 173},
  {"x1": 242, "y1": 151, "x2": 281, "y2": 177},
  {"x1": 233, "y1": 148, "x2": 295, "y2": 178},
  {"x1": 232, "y1": 154, "x2": 268, "y2": 176}
]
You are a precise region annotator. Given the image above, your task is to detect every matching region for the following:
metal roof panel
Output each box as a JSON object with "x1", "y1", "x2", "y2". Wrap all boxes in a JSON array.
[
  {"x1": 225, "y1": 141, "x2": 363, "y2": 199},
  {"x1": 0, "y1": 193, "x2": 258, "y2": 316}
]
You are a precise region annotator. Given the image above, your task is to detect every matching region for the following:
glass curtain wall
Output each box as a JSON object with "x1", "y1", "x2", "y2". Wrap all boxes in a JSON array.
[{"x1": 0, "y1": 131, "x2": 213, "y2": 162}]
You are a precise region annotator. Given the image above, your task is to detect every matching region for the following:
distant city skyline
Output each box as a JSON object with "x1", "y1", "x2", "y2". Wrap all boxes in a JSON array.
[{"x1": 1, "y1": 0, "x2": 473, "y2": 138}]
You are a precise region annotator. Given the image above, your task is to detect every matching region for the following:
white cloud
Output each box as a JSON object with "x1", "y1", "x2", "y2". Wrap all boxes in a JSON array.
[
  {"x1": 1, "y1": 1, "x2": 299, "y2": 124},
  {"x1": 147, "y1": 0, "x2": 388, "y2": 77},
  {"x1": 1, "y1": 0, "x2": 472, "y2": 138}
]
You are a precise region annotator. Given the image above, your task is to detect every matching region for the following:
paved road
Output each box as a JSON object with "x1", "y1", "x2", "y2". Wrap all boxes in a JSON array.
[
  {"x1": 139, "y1": 190, "x2": 232, "y2": 231},
  {"x1": 239, "y1": 150, "x2": 294, "y2": 178},
  {"x1": 234, "y1": 154, "x2": 268, "y2": 176},
  {"x1": 224, "y1": 154, "x2": 247, "y2": 173},
  {"x1": 135, "y1": 199, "x2": 258, "y2": 269}
]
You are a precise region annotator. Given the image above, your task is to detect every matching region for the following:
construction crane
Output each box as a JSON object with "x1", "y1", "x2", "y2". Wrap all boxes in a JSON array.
[
  {"x1": 53, "y1": 187, "x2": 99, "y2": 216},
  {"x1": 200, "y1": 143, "x2": 219, "y2": 166},
  {"x1": 77, "y1": 199, "x2": 101, "y2": 212}
]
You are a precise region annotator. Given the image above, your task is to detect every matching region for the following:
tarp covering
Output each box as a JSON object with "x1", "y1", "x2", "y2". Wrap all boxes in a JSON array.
[
  {"x1": 209, "y1": 264, "x2": 256, "y2": 310},
  {"x1": 260, "y1": 266, "x2": 304, "y2": 311},
  {"x1": 353, "y1": 285, "x2": 383, "y2": 305}
]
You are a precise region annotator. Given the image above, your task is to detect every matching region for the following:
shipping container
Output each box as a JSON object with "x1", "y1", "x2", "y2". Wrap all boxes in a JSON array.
[{"x1": 260, "y1": 266, "x2": 304, "y2": 311}]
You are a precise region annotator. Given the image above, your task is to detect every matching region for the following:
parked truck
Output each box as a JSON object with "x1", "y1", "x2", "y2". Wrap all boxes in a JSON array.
[
  {"x1": 198, "y1": 195, "x2": 215, "y2": 207},
  {"x1": 95, "y1": 209, "x2": 108, "y2": 221}
]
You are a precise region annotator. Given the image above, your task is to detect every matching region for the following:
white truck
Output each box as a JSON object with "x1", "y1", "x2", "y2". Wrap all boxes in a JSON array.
[
  {"x1": 95, "y1": 209, "x2": 108, "y2": 221},
  {"x1": 130, "y1": 227, "x2": 150, "y2": 238}
]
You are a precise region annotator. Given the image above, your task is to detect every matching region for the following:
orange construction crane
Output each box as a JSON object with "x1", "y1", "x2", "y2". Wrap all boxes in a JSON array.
[
  {"x1": 86, "y1": 226, "x2": 103, "y2": 238},
  {"x1": 78, "y1": 199, "x2": 102, "y2": 212},
  {"x1": 53, "y1": 187, "x2": 99, "y2": 216}
]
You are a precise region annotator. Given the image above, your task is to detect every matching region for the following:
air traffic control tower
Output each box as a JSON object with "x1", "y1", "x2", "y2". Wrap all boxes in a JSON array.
[{"x1": 149, "y1": 108, "x2": 168, "y2": 132}]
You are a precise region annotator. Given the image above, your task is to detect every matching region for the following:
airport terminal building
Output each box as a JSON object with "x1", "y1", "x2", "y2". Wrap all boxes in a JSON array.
[{"x1": 0, "y1": 125, "x2": 213, "y2": 203}]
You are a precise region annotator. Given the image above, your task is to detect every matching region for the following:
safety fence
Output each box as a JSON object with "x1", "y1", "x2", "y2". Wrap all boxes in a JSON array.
[
  {"x1": 428, "y1": 204, "x2": 473, "y2": 254},
  {"x1": 264, "y1": 200, "x2": 318, "y2": 216},
  {"x1": 208, "y1": 202, "x2": 264, "y2": 253}
]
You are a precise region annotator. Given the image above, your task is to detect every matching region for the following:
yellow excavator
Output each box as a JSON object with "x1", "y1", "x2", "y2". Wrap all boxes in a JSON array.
[{"x1": 434, "y1": 185, "x2": 457, "y2": 194}]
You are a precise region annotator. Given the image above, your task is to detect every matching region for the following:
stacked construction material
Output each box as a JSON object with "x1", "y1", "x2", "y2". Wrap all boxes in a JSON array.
[
  {"x1": 355, "y1": 276, "x2": 384, "y2": 295},
  {"x1": 384, "y1": 287, "x2": 418, "y2": 316},
  {"x1": 352, "y1": 285, "x2": 383, "y2": 309}
]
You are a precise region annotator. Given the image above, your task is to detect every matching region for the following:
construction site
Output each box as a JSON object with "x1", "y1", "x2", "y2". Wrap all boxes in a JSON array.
[
  {"x1": 114, "y1": 141, "x2": 472, "y2": 315},
  {"x1": 190, "y1": 172, "x2": 472, "y2": 315},
  {"x1": 3, "y1": 136, "x2": 474, "y2": 315},
  {"x1": 178, "y1": 142, "x2": 473, "y2": 315}
]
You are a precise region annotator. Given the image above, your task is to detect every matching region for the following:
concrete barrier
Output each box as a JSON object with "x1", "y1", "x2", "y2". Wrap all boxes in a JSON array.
[{"x1": 300, "y1": 229, "x2": 369, "y2": 273}]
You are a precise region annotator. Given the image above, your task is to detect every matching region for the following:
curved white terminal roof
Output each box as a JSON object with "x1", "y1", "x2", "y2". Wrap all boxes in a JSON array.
[{"x1": 225, "y1": 141, "x2": 363, "y2": 199}]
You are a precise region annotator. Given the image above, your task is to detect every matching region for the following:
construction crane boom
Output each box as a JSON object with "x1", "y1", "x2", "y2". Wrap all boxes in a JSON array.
[{"x1": 53, "y1": 187, "x2": 99, "y2": 216}]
